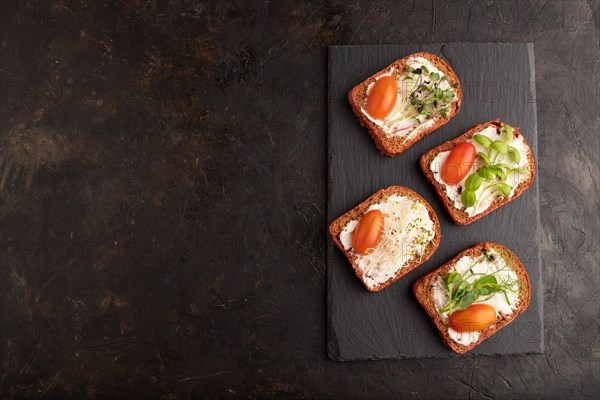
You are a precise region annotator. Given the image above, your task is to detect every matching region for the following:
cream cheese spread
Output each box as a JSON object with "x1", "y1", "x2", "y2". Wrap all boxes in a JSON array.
[{"x1": 339, "y1": 195, "x2": 436, "y2": 289}]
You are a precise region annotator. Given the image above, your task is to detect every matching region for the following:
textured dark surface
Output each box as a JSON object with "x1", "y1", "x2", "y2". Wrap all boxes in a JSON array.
[
  {"x1": 0, "y1": 0, "x2": 598, "y2": 399},
  {"x1": 328, "y1": 43, "x2": 542, "y2": 360}
]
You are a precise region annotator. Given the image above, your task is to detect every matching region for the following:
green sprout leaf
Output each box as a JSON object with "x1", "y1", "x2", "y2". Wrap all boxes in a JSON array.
[
  {"x1": 477, "y1": 152, "x2": 492, "y2": 164},
  {"x1": 458, "y1": 291, "x2": 478, "y2": 310},
  {"x1": 492, "y1": 166, "x2": 507, "y2": 180},
  {"x1": 475, "y1": 275, "x2": 498, "y2": 286},
  {"x1": 439, "y1": 108, "x2": 448, "y2": 119},
  {"x1": 461, "y1": 189, "x2": 477, "y2": 208},
  {"x1": 474, "y1": 134, "x2": 492, "y2": 148},
  {"x1": 465, "y1": 173, "x2": 483, "y2": 191},
  {"x1": 503, "y1": 125, "x2": 514, "y2": 143},
  {"x1": 443, "y1": 272, "x2": 461, "y2": 290},
  {"x1": 453, "y1": 280, "x2": 470, "y2": 298},
  {"x1": 491, "y1": 140, "x2": 509, "y2": 154},
  {"x1": 508, "y1": 147, "x2": 521, "y2": 163},
  {"x1": 511, "y1": 167, "x2": 529, "y2": 176},
  {"x1": 429, "y1": 72, "x2": 440, "y2": 81},
  {"x1": 420, "y1": 65, "x2": 429, "y2": 73},
  {"x1": 443, "y1": 91, "x2": 455, "y2": 100},
  {"x1": 495, "y1": 163, "x2": 512, "y2": 170},
  {"x1": 478, "y1": 167, "x2": 496, "y2": 180},
  {"x1": 496, "y1": 183, "x2": 512, "y2": 197},
  {"x1": 435, "y1": 88, "x2": 443, "y2": 99}
]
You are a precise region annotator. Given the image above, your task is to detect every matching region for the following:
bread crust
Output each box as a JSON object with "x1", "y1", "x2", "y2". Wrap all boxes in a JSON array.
[
  {"x1": 348, "y1": 52, "x2": 462, "y2": 157},
  {"x1": 328, "y1": 186, "x2": 441, "y2": 292},
  {"x1": 412, "y1": 242, "x2": 531, "y2": 354},
  {"x1": 419, "y1": 120, "x2": 536, "y2": 225}
]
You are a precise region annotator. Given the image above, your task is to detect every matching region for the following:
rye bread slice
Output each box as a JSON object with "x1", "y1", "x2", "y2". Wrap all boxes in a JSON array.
[
  {"x1": 420, "y1": 120, "x2": 536, "y2": 225},
  {"x1": 329, "y1": 186, "x2": 441, "y2": 292},
  {"x1": 413, "y1": 242, "x2": 531, "y2": 354},
  {"x1": 348, "y1": 52, "x2": 462, "y2": 157}
]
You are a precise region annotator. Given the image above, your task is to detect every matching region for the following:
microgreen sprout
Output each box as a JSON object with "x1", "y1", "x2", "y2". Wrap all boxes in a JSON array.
[
  {"x1": 388, "y1": 65, "x2": 456, "y2": 142},
  {"x1": 440, "y1": 252, "x2": 522, "y2": 315},
  {"x1": 460, "y1": 125, "x2": 529, "y2": 208}
]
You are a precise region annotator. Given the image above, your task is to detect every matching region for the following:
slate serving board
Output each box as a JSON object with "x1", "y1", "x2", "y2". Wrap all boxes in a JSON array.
[{"x1": 327, "y1": 43, "x2": 543, "y2": 361}]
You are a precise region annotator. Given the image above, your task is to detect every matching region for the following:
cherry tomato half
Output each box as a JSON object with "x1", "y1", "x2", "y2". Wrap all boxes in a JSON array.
[
  {"x1": 441, "y1": 142, "x2": 477, "y2": 185},
  {"x1": 449, "y1": 304, "x2": 497, "y2": 332},
  {"x1": 367, "y1": 76, "x2": 398, "y2": 119},
  {"x1": 352, "y1": 210, "x2": 384, "y2": 256}
]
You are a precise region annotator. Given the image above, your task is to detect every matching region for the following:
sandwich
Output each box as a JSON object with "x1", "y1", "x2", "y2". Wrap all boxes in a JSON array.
[
  {"x1": 329, "y1": 186, "x2": 441, "y2": 291},
  {"x1": 413, "y1": 242, "x2": 531, "y2": 354},
  {"x1": 420, "y1": 120, "x2": 535, "y2": 225},
  {"x1": 348, "y1": 52, "x2": 462, "y2": 157}
]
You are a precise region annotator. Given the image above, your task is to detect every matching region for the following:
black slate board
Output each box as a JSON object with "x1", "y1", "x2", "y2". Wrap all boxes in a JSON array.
[{"x1": 327, "y1": 43, "x2": 543, "y2": 361}]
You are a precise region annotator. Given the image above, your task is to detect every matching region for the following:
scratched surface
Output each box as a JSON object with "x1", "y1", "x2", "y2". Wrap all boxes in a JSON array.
[{"x1": 0, "y1": 1, "x2": 598, "y2": 399}]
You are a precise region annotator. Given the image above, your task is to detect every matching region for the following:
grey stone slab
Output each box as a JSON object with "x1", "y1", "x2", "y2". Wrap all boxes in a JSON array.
[{"x1": 327, "y1": 43, "x2": 543, "y2": 360}]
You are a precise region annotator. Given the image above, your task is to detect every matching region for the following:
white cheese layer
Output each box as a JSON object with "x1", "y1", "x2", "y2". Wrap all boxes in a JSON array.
[
  {"x1": 432, "y1": 250, "x2": 520, "y2": 345},
  {"x1": 359, "y1": 57, "x2": 457, "y2": 138},
  {"x1": 339, "y1": 194, "x2": 436, "y2": 289},
  {"x1": 448, "y1": 327, "x2": 480, "y2": 346},
  {"x1": 429, "y1": 126, "x2": 530, "y2": 217}
]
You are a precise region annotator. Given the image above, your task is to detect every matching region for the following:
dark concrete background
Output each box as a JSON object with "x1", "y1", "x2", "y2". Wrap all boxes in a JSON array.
[{"x1": 0, "y1": 1, "x2": 598, "y2": 399}]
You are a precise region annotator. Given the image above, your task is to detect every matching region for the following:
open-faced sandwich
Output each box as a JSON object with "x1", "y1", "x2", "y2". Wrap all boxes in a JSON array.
[
  {"x1": 329, "y1": 186, "x2": 441, "y2": 292},
  {"x1": 420, "y1": 120, "x2": 535, "y2": 225},
  {"x1": 348, "y1": 52, "x2": 462, "y2": 157},
  {"x1": 413, "y1": 242, "x2": 531, "y2": 354}
]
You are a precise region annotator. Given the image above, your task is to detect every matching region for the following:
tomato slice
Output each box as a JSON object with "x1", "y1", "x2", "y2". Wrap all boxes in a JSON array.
[
  {"x1": 367, "y1": 76, "x2": 398, "y2": 119},
  {"x1": 352, "y1": 210, "x2": 384, "y2": 256},
  {"x1": 441, "y1": 142, "x2": 477, "y2": 185},
  {"x1": 449, "y1": 304, "x2": 496, "y2": 332}
]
